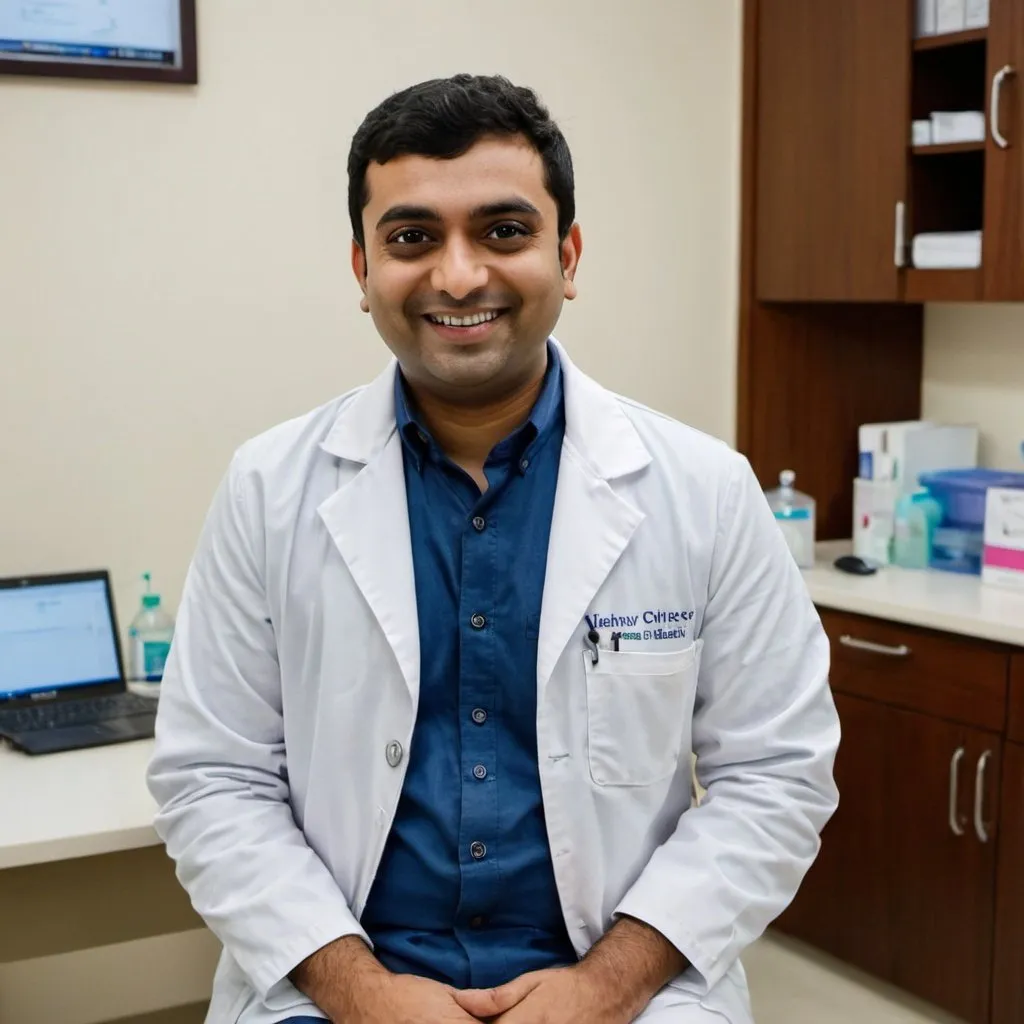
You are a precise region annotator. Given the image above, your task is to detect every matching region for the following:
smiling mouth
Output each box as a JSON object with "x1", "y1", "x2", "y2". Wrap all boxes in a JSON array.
[{"x1": 424, "y1": 310, "x2": 507, "y2": 328}]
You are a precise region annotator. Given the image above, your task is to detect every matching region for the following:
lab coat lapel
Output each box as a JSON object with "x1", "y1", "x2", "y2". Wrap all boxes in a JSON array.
[
  {"x1": 537, "y1": 343, "x2": 652, "y2": 693},
  {"x1": 317, "y1": 363, "x2": 420, "y2": 703}
]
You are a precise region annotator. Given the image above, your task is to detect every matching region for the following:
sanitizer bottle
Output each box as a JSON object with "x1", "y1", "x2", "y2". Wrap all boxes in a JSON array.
[
  {"x1": 128, "y1": 572, "x2": 175, "y2": 692},
  {"x1": 765, "y1": 470, "x2": 817, "y2": 569}
]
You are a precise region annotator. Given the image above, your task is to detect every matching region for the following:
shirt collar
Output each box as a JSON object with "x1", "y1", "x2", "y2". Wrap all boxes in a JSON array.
[{"x1": 395, "y1": 340, "x2": 563, "y2": 471}]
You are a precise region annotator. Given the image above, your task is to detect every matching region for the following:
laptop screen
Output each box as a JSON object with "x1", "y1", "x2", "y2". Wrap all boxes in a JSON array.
[{"x1": 0, "y1": 577, "x2": 122, "y2": 701}]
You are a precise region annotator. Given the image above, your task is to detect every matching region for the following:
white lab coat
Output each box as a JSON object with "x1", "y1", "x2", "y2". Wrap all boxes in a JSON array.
[{"x1": 148, "y1": 340, "x2": 839, "y2": 1024}]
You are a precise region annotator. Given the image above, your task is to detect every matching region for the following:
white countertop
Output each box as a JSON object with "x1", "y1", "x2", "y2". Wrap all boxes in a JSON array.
[
  {"x1": 805, "y1": 542, "x2": 1024, "y2": 647},
  {"x1": 0, "y1": 738, "x2": 159, "y2": 870},
  {"x1": 2, "y1": 547, "x2": 1021, "y2": 872}
]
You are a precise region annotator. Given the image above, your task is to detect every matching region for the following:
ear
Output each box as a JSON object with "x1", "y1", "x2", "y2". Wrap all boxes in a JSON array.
[
  {"x1": 561, "y1": 223, "x2": 583, "y2": 301},
  {"x1": 351, "y1": 241, "x2": 370, "y2": 313}
]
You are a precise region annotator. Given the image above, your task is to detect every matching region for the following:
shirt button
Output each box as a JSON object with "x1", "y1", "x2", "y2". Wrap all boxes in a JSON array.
[
  {"x1": 471, "y1": 515, "x2": 486, "y2": 532},
  {"x1": 416, "y1": 429, "x2": 428, "y2": 444},
  {"x1": 385, "y1": 740, "x2": 404, "y2": 768},
  {"x1": 469, "y1": 915, "x2": 486, "y2": 929},
  {"x1": 470, "y1": 613, "x2": 487, "y2": 630},
  {"x1": 470, "y1": 841, "x2": 487, "y2": 860},
  {"x1": 471, "y1": 708, "x2": 488, "y2": 725},
  {"x1": 473, "y1": 764, "x2": 488, "y2": 780},
  {"x1": 519, "y1": 457, "x2": 530, "y2": 473}
]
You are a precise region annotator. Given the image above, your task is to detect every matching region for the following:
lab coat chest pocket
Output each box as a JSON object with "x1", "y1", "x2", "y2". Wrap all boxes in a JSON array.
[{"x1": 584, "y1": 642, "x2": 701, "y2": 787}]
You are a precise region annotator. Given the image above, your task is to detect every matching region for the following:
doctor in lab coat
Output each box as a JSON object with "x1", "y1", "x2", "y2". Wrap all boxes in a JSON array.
[{"x1": 148, "y1": 74, "x2": 839, "y2": 1024}]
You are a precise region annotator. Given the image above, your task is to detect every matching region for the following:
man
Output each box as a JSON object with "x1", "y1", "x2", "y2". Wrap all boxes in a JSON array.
[{"x1": 148, "y1": 74, "x2": 839, "y2": 1024}]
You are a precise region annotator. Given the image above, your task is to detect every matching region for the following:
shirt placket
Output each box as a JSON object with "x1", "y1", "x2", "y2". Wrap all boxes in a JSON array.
[{"x1": 454, "y1": 468, "x2": 504, "y2": 984}]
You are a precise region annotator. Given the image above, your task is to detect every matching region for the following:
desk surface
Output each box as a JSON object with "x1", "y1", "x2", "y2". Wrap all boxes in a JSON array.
[
  {"x1": 805, "y1": 541, "x2": 1024, "y2": 647},
  {"x1": 0, "y1": 739, "x2": 159, "y2": 870},
  {"x1": 4, "y1": 548, "x2": 1023, "y2": 871}
]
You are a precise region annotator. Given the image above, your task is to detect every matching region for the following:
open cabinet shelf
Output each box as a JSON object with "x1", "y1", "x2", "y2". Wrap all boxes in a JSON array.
[
  {"x1": 912, "y1": 141, "x2": 986, "y2": 155},
  {"x1": 914, "y1": 28, "x2": 988, "y2": 51}
]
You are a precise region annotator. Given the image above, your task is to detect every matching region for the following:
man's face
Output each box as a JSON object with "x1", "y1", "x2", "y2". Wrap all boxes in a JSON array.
[{"x1": 353, "y1": 135, "x2": 582, "y2": 403}]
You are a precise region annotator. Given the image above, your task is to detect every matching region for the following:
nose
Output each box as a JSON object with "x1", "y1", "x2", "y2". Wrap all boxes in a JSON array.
[{"x1": 430, "y1": 236, "x2": 489, "y2": 300}]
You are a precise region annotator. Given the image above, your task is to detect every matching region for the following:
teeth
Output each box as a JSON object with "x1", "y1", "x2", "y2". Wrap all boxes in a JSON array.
[{"x1": 429, "y1": 311, "x2": 501, "y2": 327}]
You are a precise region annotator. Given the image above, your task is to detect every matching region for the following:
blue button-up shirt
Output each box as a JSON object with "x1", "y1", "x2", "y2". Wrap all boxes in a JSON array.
[{"x1": 360, "y1": 346, "x2": 577, "y2": 988}]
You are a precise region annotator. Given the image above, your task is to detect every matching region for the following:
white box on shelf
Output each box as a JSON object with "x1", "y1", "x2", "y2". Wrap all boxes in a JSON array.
[
  {"x1": 931, "y1": 110, "x2": 986, "y2": 144},
  {"x1": 858, "y1": 421, "x2": 931, "y2": 482},
  {"x1": 965, "y1": 0, "x2": 990, "y2": 27},
  {"x1": 854, "y1": 478, "x2": 901, "y2": 565},
  {"x1": 982, "y1": 488, "x2": 1024, "y2": 590},
  {"x1": 903, "y1": 424, "x2": 979, "y2": 491},
  {"x1": 912, "y1": 119, "x2": 933, "y2": 146},
  {"x1": 937, "y1": 0, "x2": 967, "y2": 32},
  {"x1": 912, "y1": 231, "x2": 983, "y2": 269},
  {"x1": 917, "y1": 0, "x2": 938, "y2": 35}
]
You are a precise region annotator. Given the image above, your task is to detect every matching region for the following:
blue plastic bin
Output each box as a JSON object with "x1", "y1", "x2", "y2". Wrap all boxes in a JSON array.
[{"x1": 918, "y1": 469, "x2": 1024, "y2": 530}]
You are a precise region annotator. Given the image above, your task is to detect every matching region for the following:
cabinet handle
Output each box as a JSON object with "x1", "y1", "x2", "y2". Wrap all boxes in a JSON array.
[
  {"x1": 839, "y1": 635, "x2": 911, "y2": 657},
  {"x1": 974, "y1": 750, "x2": 992, "y2": 843},
  {"x1": 950, "y1": 747, "x2": 966, "y2": 837},
  {"x1": 894, "y1": 201, "x2": 907, "y2": 267},
  {"x1": 991, "y1": 65, "x2": 1016, "y2": 149}
]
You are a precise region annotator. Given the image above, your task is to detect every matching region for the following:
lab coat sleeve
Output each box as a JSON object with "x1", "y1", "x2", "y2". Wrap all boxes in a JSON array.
[
  {"x1": 614, "y1": 450, "x2": 839, "y2": 990},
  {"x1": 147, "y1": 451, "x2": 368, "y2": 1000}
]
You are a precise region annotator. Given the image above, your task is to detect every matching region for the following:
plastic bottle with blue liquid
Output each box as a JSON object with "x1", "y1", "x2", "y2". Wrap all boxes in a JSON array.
[{"x1": 128, "y1": 572, "x2": 175, "y2": 693}]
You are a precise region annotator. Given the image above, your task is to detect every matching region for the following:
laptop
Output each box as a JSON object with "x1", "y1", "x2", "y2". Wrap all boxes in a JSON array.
[{"x1": 0, "y1": 570, "x2": 158, "y2": 755}]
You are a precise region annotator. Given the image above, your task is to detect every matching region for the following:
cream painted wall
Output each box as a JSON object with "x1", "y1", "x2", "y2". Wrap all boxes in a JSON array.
[
  {"x1": 0, "y1": 2, "x2": 742, "y2": 1020},
  {"x1": 0, "y1": 0, "x2": 741, "y2": 625},
  {"x1": 923, "y1": 305, "x2": 1024, "y2": 469}
]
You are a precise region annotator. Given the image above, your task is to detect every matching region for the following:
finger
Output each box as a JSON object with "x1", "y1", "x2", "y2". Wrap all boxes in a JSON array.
[{"x1": 455, "y1": 973, "x2": 544, "y2": 1017}]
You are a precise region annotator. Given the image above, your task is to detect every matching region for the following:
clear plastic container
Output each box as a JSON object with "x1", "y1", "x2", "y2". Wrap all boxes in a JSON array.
[
  {"x1": 128, "y1": 572, "x2": 175, "y2": 692},
  {"x1": 765, "y1": 470, "x2": 816, "y2": 569},
  {"x1": 894, "y1": 489, "x2": 943, "y2": 569},
  {"x1": 919, "y1": 468, "x2": 1024, "y2": 529},
  {"x1": 930, "y1": 526, "x2": 984, "y2": 575}
]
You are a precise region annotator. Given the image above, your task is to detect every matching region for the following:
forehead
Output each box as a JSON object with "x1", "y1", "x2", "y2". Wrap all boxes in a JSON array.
[{"x1": 364, "y1": 136, "x2": 554, "y2": 223}]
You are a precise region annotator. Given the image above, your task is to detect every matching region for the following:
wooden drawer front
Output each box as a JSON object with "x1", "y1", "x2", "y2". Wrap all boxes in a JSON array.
[
  {"x1": 1010, "y1": 655, "x2": 1024, "y2": 744},
  {"x1": 818, "y1": 609, "x2": 1009, "y2": 732}
]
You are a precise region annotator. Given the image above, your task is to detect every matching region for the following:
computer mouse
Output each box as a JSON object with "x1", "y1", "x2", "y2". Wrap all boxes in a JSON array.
[{"x1": 833, "y1": 555, "x2": 878, "y2": 576}]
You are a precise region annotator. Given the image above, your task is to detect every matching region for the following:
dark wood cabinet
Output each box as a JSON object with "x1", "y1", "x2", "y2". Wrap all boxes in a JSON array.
[
  {"x1": 776, "y1": 610, "x2": 1013, "y2": 1024},
  {"x1": 983, "y1": 0, "x2": 1024, "y2": 299},
  {"x1": 755, "y1": 0, "x2": 911, "y2": 301},
  {"x1": 887, "y1": 714, "x2": 1000, "y2": 1024},
  {"x1": 992, "y1": 741, "x2": 1024, "y2": 1024},
  {"x1": 775, "y1": 693, "x2": 892, "y2": 976},
  {"x1": 752, "y1": 0, "x2": 1024, "y2": 304}
]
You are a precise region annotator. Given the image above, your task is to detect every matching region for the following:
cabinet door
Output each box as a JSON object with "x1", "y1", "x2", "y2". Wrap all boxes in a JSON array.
[
  {"x1": 755, "y1": 0, "x2": 911, "y2": 300},
  {"x1": 774, "y1": 693, "x2": 893, "y2": 977},
  {"x1": 983, "y1": 0, "x2": 1024, "y2": 299},
  {"x1": 992, "y1": 742, "x2": 1024, "y2": 1024},
  {"x1": 888, "y1": 712, "x2": 1000, "y2": 1024}
]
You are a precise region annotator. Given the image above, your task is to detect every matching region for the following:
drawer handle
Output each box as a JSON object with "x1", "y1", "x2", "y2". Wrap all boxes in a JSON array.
[
  {"x1": 974, "y1": 750, "x2": 992, "y2": 844},
  {"x1": 950, "y1": 747, "x2": 966, "y2": 837},
  {"x1": 839, "y1": 635, "x2": 911, "y2": 658}
]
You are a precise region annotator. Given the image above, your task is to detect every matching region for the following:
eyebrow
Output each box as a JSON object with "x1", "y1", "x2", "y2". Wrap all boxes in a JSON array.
[{"x1": 375, "y1": 197, "x2": 543, "y2": 232}]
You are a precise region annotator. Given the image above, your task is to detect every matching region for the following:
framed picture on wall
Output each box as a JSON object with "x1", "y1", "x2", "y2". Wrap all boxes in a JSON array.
[{"x1": 0, "y1": 0, "x2": 197, "y2": 84}]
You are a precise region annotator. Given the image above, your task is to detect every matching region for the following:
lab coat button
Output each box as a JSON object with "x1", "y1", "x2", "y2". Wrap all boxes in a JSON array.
[
  {"x1": 470, "y1": 613, "x2": 487, "y2": 630},
  {"x1": 473, "y1": 764, "x2": 488, "y2": 780},
  {"x1": 385, "y1": 740, "x2": 404, "y2": 767},
  {"x1": 470, "y1": 841, "x2": 487, "y2": 860},
  {"x1": 472, "y1": 516, "x2": 486, "y2": 532},
  {"x1": 471, "y1": 708, "x2": 488, "y2": 725}
]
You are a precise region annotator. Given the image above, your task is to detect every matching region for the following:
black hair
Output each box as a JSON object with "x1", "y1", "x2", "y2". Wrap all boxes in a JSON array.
[{"x1": 347, "y1": 74, "x2": 575, "y2": 249}]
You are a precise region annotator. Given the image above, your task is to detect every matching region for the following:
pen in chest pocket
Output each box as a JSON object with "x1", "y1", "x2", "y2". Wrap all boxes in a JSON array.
[{"x1": 582, "y1": 628, "x2": 622, "y2": 664}]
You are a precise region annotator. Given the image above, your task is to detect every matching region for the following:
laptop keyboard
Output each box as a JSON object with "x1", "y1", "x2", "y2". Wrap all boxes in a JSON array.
[{"x1": 0, "y1": 693, "x2": 158, "y2": 735}]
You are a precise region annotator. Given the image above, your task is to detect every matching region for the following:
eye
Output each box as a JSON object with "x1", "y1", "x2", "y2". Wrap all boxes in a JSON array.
[
  {"x1": 389, "y1": 228, "x2": 433, "y2": 246},
  {"x1": 487, "y1": 222, "x2": 530, "y2": 242}
]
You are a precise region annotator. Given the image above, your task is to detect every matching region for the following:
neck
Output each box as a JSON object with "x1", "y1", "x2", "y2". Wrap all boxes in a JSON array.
[{"x1": 407, "y1": 369, "x2": 547, "y2": 468}]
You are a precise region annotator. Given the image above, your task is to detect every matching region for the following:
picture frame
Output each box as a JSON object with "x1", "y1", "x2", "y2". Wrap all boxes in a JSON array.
[{"x1": 0, "y1": 0, "x2": 197, "y2": 85}]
